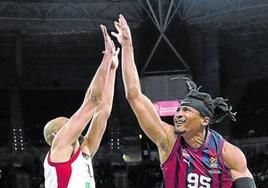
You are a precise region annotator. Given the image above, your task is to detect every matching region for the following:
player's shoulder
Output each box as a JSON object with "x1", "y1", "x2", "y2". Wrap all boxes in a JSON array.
[
  {"x1": 209, "y1": 128, "x2": 224, "y2": 139},
  {"x1": 222, "y1": 141, "x2": 241, "y2": 153},
  {"x1": 162, "y1": 121, "x2": 177, "y2": 141},
  {"x1": 222, "y1": 141, "x2": 243, "y2": 157},
  {"x1": 158, "y1": 122, "x2": 178, "y2": 151},
  {"x1": 158, "y1": 122, "x2": 179, "y2": 164},
  {"x1": 222, "y1": 141, "x2": 247, "y2": 170}
]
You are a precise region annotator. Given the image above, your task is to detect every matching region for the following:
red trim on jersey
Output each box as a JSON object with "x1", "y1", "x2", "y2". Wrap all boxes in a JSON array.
[
  {"x1": 161, "y1": 136, "x2": 181, "y2": 168},
  {"x1": 47, "y1": 148, "x2": 81, "y2": 188}
]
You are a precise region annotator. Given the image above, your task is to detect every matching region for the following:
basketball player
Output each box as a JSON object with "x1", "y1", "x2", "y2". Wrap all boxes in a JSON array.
[
  {"x1": 112, "y1": 14, "x2": 256, "y2": 188},
  {"x1": 43, "y1": 25, "x2": 119, "y2": 188}
]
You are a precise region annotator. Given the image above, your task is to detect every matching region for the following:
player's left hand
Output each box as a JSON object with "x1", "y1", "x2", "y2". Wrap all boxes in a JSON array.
[{"x1": 100, "y1": 24, "x2": 115, "y2": 55}]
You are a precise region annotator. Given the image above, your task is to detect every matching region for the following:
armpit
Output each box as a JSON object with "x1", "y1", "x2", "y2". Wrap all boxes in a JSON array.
[{"x1": 157, "y1": 137, "x2": 169, "y2": 153}]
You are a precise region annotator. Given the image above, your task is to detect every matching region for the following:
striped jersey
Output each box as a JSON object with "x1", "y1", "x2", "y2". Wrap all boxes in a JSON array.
[
  {"x1": 44, "y1": 148, "x2": 95, "y2": 188},
  {"x1": 161, "y1": 129, "x2": 232, "y2": 188}
]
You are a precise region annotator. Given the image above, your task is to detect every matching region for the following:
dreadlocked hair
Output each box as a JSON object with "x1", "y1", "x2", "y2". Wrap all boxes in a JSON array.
[{"x1": 184, "y1": 79, "x2": 237, "y2": 124}]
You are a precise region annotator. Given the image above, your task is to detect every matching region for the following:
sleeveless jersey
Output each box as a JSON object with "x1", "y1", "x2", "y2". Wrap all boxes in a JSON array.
[
  {"x1": 44, "y1": 148, "x2": 95, "y2": 188},
  {"x1": 161, "y1": 129, "x2": 232, "y2": 188}
]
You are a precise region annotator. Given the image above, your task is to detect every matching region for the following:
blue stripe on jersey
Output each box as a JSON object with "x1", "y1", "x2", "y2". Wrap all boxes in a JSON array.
[
  {"x1": 210, "y1": 130, "x2": 224, "y2": 188},
  {"x1": 202, "y1": 148, "x2": 214, "y2": 186},
  {"x1": 202, "y1": 147, "x2": 210, "y2": 168},
  {"x1": 208, "y1": 129, "x2": 222, "y2": 153},
  {"x1": 185, "y1": 156, "x2": 195, "y2": 187}
]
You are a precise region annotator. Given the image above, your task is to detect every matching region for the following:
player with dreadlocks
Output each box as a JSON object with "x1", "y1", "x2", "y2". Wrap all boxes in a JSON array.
[{"x1": 112, "y1": 14, "x2": 256, "y2": 188}]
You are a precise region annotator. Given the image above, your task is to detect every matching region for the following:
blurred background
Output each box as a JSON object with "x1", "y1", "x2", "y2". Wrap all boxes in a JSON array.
[{"x1": 0, "y1": 0, "x2": 268, "y2": 187}]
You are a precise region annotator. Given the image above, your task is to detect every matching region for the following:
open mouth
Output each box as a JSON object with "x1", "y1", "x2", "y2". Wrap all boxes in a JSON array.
[{"x1": 174, "y1": 118, "x2": 186, "y2": 127}]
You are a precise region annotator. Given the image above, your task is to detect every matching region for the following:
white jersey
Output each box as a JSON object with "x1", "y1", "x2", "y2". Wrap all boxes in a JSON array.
[{"x1": 44, "y1": 148, "x2": 95, "y2": 188}]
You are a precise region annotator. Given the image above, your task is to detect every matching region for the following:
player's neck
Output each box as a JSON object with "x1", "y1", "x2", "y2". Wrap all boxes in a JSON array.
[{"x1": 183, "y1": 129, "x2": 207, "y2": 149}]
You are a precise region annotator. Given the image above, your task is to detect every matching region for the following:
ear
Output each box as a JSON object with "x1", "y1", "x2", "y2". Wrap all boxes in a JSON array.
[
  {"x1": 201, "y1": 116, "x2": 210, "y2": 127},
  {"x1": 51, "y1": 131, "x2": 57, "y2": 139}
]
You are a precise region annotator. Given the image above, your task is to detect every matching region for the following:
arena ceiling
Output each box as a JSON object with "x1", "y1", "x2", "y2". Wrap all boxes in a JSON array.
[
  {"x1": 0, "y1": 0, "x2": 267, "y2": 86},
  {"x1": 0, "y1": 0, "x2": 267, "y2": 144}
]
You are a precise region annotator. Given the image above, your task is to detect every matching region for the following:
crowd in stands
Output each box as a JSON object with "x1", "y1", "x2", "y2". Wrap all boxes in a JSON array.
[{"x1": 247, "y1": 151, "x2": 268, "y2": 188}]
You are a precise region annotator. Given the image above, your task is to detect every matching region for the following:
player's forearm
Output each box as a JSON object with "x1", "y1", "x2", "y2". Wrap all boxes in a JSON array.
[
  {"x1": 86, "y1": 67, "x2": 116, "y2": 126},
  {"x1": 99, "y1": 52, "x2": 113, "y2": 76},
  {"x1": 87, "y1": 52, "x2": 113, "y2": 104},
  {"x1": 105, "y1": 68, "x2": 116, "y2": 114},
  {"x1": 122, "y1": 45, "x2": 141, "y2": 99},
  {"x1": 53, "y1": 102, "x2": 95, "y2": 148},
  {"x1": 94, "y1": 68, "x2": 116, "y2": 119},
  {"x1": 82, "y1": 110, "x2": 108, "y2": 156},
  {"x1": 82, "y1": 68, "x2": 116, "y2": 154}
]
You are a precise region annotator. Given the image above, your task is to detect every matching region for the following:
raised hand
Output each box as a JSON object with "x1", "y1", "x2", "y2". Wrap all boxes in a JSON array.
[
  {"x1": 111, "y1": 14, "x2": 132, "y2": 46},
  {"x1": 111, "y1": 47, "x2": 120, "y2": 69},
  {"x1": 100, "y1": 24, "x2": 115, "y2": 54}
]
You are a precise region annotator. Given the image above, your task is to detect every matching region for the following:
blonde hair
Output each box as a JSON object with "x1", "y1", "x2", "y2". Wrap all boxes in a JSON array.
[{"x1": 43, "y1": 117, "x2": 69, "y2": 146}]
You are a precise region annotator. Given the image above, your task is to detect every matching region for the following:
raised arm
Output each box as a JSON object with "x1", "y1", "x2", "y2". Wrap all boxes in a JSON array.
[
  {"x1": 111, "y1": 15, "x2": 173, "y2": 149},
  {"x1": 51, "y1": 25, "x2": 114, "y2": 161},
  {"x1": 81, "y1": 47, "x2": 120, "y2": 157},
  {"x1": 222, "y1": 141, "x2": 256, "y2": 188}
]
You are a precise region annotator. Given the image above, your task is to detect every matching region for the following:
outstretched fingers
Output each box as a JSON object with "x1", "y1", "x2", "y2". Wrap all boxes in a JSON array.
[
  {"x1": 111, "y1": 22, "x2": 121, "y2": 41},
  {"x1": 100, "y1": 25, "x2": 109, "y2": 49},
  {"x1": 114, "y1": 21, "x2": 121, "y2": 31},
  {"x1": 119, "y1": 14, "x2": 127, "y2": 26},
  {"x1": 111, "y1": 14, "x2": 132, "y2": 46},
  {"x1": 100, "y1": 24, "x2": 116, "y2": 54},
  {"x1": 111, "y1": 31, "x2": 118, "y2": 38},
  {"x1": 100, "y1": 24, "x2": 109, "y2": 40}
]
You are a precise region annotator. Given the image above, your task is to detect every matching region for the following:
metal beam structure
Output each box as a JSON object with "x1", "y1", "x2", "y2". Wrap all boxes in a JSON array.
[
  {"x1": 0, "y1": 0, "x2": 147, "y2": 90},
  {"x1": 0, "y1": 0, "x2": 145, "y2": 33},
  {"x1": 177, "y1": 0, "x2": 268, "y2": 30},
  {"x1": 0, "y1": 0, "x2": 267, "y2": 85},
  {"x1": 139, "y1": 0, "x2": 268, "y2": 75},
  {"x1": 139, "y1": 0, "x2": 191, "y2": 76}
]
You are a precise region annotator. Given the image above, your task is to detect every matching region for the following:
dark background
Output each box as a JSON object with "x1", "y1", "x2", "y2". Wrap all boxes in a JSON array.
[{"x1": 0, "y1": 0, "x2": 268, "y2": 187}]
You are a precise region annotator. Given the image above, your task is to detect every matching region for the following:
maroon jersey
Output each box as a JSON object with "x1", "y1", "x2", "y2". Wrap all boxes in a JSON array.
[{"x1": 161, "y1": 129, "x2": 232, "y2": 188}]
